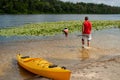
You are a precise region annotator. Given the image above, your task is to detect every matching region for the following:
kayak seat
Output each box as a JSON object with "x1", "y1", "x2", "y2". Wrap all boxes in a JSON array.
[
  {"x1": 49, "y1": 64, "x2": 58, "y2": 68},
  {"x1": 21, "y1": 56, "x2": 30, "y2": 59},
  {"x1": 61, "y1": 66, "x2": 66, "y2": 69}
]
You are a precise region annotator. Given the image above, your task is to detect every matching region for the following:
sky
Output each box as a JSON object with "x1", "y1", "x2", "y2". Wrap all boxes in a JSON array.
[{"x1": 61, "y1": 0, "x2": 120, "y2": 7}]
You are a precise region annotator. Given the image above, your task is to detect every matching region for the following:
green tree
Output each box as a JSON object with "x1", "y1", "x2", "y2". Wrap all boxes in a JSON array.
[{"x1": 0, "y1": 0, "x2": 120, "y2": 14}]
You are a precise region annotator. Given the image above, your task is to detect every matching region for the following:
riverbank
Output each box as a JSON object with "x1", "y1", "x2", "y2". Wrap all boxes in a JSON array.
[{"x1": 0, "y1": 28, "x2": 120, "y2": 80}]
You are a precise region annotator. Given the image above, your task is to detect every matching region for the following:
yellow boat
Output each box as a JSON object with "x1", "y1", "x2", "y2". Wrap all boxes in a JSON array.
[{"x1": 17, "y1": 54, "x2": 71, "y2": 80}]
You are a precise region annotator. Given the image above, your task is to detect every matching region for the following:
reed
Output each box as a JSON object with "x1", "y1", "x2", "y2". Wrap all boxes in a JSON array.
[{"x1": 0, "y1": 20, "x2": 120, "y2": 36}]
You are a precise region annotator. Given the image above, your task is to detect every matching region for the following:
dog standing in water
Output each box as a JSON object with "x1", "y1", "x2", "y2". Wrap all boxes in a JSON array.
[{"x1": 63, "y1": 28, "x2": 68, "y2": 37}]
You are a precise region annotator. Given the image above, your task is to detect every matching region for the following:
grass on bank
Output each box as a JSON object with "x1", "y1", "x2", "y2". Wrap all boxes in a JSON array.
[{"x1": 0, "y1": 20, "x2": 120, "y2": 36}]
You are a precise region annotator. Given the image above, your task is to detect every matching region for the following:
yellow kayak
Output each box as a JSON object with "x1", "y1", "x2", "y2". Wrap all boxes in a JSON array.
[{"x1": 17, "y1": 54, "x2": 71, "y2": 80}]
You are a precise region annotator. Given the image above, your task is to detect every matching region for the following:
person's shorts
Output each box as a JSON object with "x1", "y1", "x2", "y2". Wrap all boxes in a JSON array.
[{"x1": 82, "y1": 34, "x2": 92, "y2": 41}]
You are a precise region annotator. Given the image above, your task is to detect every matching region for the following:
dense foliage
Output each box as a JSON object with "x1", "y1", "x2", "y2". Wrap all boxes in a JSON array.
[
  {"x1": 0, "y1": 20, "x2": 120, "y2": 36},
  {"x1": 0, "y1": 0, "x2": 120, "y2": 14}
]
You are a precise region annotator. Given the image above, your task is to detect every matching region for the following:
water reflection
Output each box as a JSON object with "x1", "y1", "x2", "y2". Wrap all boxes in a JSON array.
[
  {"x1": 17, "y1": 64, "x2": 35, "y2": 78},
  {"x1": 80, "y1": 48, "x2": 90, "y2": 60}
]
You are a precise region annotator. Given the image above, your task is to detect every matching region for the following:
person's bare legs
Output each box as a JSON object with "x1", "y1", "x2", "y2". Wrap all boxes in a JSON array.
[
  {"x1": 87, "y1": 34, "x2": 91, "y2": 47},
  {"x1": 87, "y1": 40, "x2": 90, "y2": 47},
  {"x1": 64, "y1": 32, "x2": 68, "y2": 37},
  {"x1": 65, "y1": 33, "x2": 68, "y2": 37},
  {"x1": 82, "y1": 39, "x2": 85, "y2": 48}
]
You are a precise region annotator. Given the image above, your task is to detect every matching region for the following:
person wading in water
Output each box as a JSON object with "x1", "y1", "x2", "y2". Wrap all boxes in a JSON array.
[
  {"x1": 63, "y1": 28, "x2": 68, "y2": 37},
  {"x1": 82, "y1": 16, "x2": 92, "y2": 48}
]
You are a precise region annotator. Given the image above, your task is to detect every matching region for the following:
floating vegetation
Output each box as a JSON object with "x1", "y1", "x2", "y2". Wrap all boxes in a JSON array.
[{"x1": 0, "y1": 20, "x2": 120, "y2": 36}]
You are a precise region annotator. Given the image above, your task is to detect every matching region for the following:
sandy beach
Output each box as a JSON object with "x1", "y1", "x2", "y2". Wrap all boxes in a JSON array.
[{"x1": 0, "y1": 28, "x2": 120, "y2": 80}]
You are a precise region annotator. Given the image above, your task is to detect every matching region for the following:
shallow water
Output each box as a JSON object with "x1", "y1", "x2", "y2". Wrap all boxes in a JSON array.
[{"x1": 0, "y1": 28, "x2": 120, "y2": 80}]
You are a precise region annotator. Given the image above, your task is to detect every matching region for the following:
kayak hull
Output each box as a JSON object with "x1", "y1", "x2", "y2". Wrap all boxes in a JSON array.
[{"x1": 17, "y1": 54, "x2": 71, "y2": 80}]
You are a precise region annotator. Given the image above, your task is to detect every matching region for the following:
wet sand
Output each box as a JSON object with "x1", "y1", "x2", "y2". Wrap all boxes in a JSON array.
[{"x1": 0, "y1": 28, "x2": 120, "y2": 80}]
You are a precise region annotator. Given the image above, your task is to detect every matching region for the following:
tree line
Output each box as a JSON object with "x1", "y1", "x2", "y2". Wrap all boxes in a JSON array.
[{"x1": 0, "y1": 0, "x2": 120, "y2": 14}]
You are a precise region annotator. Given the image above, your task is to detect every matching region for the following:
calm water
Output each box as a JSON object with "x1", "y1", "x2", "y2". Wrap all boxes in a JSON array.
[{"x1": 0, "y1": 14, "x2": 120, "y2": 28}]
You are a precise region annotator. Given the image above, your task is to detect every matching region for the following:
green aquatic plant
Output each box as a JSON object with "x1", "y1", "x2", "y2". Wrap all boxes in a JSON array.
[{"x1": 0, "y1": 20, "x2": 120, "y2": 36}]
